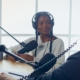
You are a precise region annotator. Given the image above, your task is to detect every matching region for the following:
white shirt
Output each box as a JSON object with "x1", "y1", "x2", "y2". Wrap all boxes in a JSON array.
[{"x1": 8, "y1": 35, "x2": 65, "y2": 72}]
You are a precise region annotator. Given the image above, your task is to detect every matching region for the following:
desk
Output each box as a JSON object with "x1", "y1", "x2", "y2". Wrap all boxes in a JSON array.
[{"x1": 0, "y1": 59, "x2": 34, "y2": 78}]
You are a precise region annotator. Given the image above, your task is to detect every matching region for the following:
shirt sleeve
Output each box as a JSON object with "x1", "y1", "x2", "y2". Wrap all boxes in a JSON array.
[
  {"x1": 3, "y1": 37, "x2": 35, "y2": 59},
  {"x1": 51, "y1": 38, "x2": 65, "y2": 70}
]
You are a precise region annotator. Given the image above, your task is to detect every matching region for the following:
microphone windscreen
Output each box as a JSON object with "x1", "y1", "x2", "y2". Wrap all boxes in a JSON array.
[
  {"x1": 28, "y1": 53, "x2": 57, "y2": 78},
  {"x1": 18, "y1": 40, "x2": 38, "y2": 54},
  {"x1": 0, "y1": 45, "x2": 6, "y2": 51},
  {"x1": 36, "y1": 53, "x2": 56, "y2": 71},
  {"x1": 37, "y1": 53, "x2": 54, "y2": 68}
]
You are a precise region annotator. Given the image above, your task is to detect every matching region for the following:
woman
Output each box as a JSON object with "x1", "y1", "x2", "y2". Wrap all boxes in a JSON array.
[{"x1": 4, "y1": 11, "x2": 65, "y2": 72}]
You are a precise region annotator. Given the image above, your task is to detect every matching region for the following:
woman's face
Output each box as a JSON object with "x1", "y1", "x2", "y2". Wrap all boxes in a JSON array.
[{"x1": 37, "y1": 15, "x2": 52, "y2": 35}]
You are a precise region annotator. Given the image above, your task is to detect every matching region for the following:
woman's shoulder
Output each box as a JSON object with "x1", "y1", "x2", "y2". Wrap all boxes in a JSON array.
[
  {"x1": 53, "y1": 37, "x2": 64, "y2": 44},
  {"x1": 54, "y1": 37, "x2": 63, "y2": 42}
]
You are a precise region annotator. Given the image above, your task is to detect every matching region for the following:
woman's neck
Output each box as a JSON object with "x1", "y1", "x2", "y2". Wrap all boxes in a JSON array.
[{"x1": 40, "y1": 34, "x2": 51, "y2": 42}]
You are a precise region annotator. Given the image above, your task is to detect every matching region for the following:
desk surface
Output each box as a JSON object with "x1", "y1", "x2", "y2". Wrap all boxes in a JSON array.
[{"x1": 0, "y1": 59, "x2": 34, "y2": 77}]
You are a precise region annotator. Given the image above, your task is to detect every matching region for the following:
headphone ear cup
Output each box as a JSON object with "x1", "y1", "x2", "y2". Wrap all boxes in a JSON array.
[
  {"x1": 32, "y1": 20, "x2": 36, "y2": 30},
  {"x1": 51, "y1": 18, "x2": 54, "y2": 27}
]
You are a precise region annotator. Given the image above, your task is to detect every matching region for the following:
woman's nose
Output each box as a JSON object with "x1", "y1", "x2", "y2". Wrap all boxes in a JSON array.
[{"x1": 43, "y1": 23, "x2": 47, "y2": 27}]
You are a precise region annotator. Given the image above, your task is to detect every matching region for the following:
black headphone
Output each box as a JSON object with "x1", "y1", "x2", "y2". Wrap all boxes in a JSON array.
[
  {"x1": 32, "y1": 11, "x2": 54, "y2": 30},
  {"x1": 32, "y1": 12, "x2": 55, "y2": 57}
]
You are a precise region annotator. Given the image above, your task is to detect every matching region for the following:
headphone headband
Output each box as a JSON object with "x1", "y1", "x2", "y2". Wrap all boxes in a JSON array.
[{"x1": 32, "y1": 11, "x2": 54, "y2": 30}]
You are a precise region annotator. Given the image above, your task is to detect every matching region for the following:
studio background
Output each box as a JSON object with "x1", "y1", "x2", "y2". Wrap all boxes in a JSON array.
[{"x1": 0, "y1": 0, "x2": 80, "y2": 60}]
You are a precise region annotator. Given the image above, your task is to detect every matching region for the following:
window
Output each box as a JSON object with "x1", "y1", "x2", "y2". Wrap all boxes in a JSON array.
[
  {"x1": 0, "y1": 0, "x2": 80, "y2": 60},
  {"x1": 2, "y1": 0, "x2": 35, "y2": 34}
]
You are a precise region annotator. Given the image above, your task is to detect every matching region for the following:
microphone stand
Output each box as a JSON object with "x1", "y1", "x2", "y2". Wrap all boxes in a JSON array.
[
  {"x1": 0, "y1": 26, "x2": 26, "y2": 47},
  {"x1": 0, "y1": 26, "x2": 38, "y2": 68},
  {"x1": 8, "y1": 72, "x2": 26, "y2": 80},
  {"x1": 0, "y1": 26, "x2": 38, "y2": 64},
  {"x1": 4, "y1": 48, "x2": 36, "y2": 68},
  {"x1": 26, "y1": 40, "x2": 78, "y2": 78}
]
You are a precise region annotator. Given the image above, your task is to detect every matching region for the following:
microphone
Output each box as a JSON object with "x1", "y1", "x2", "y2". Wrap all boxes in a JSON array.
[
  {"x1": 28, "y1": 53, "x2": 57, "y2": 78},
  {"x1": 35, "y1": 53, "x2": 56, "y2": 68},
  {"x1": 0, "y1": 45, "x2": 36, "y2": 68},
  {"x1": 0, "y1": 45, "x2": 5, "y2": 51},
  {"x1": 26, "y1": 39, "x2": 79, "y2": 78},
  {"x1": 18, "y1": 40, "x2": 38, "y2": 54},
  {"x1": 8, "y1": 54, "x2": 56, "y2": 80}
]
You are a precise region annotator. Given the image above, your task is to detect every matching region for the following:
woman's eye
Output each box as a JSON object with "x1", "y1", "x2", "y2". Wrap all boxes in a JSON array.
[
  {"x1": 38, "y1": 21, "x2": 51, "y2": 26},
  {"x1": 39, "y1": 22, "x2": 43, "y2": 25},
  {"x1": 47, "y1": 21, "x2": 51, "y2": 24}
]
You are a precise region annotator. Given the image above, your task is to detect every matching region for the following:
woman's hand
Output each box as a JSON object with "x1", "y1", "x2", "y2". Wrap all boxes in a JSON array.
[
  {"x1": 7, "y1": 52, "x2": 34, "y2": 61},
  {"x1": 6, "y1": 52, "x2": 18, "y2": 62},
  {"x1": 7, "y1": 55, "x2": 16, "y2": 62},
  {"x1": 18, "y1": 54, "x2": 34, "y2": 61}
]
